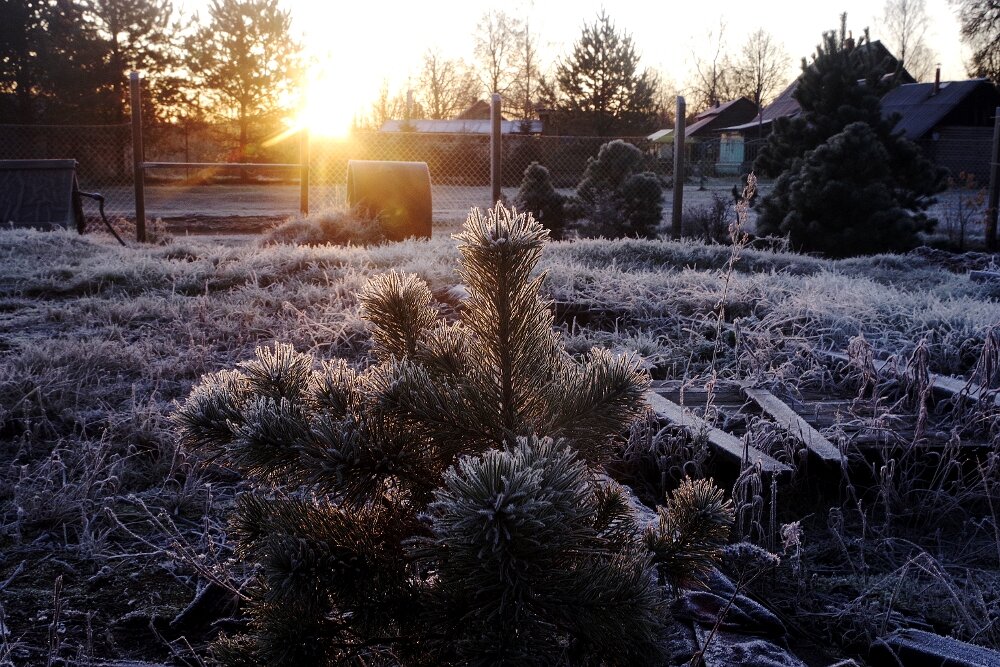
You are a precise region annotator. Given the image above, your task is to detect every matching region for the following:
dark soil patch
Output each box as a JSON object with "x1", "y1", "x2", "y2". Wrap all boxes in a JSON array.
[
  {"x1": 158, "y1": 214, "x2": 286, "y2": 235},
  {"x1": 909, "y1": 246, "x2": 1000, "y2": 273}
]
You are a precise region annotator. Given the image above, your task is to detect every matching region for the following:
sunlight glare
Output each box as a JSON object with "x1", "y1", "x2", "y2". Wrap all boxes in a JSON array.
[{"x1": 298, "y1": 71, "x2": 358, "y2": 139}]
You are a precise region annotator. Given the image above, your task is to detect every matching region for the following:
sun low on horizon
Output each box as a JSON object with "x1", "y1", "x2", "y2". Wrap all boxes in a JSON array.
[{"x1": 294, "y1": 69, "x2": 363, "y2": 139}]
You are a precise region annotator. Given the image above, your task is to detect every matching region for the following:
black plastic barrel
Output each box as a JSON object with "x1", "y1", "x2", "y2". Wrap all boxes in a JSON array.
[{"x1": 346, "y1": 160, "x2": 432, "y2": 240}]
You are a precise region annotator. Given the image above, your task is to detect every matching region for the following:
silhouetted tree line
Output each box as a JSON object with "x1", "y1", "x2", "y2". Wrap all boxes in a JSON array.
[
  {"x1": 0, "y1": 2, "x2": 671, "y2": 142},
  {"x1": 0, "y1": 0, "x2": 300, "y2": 163}
]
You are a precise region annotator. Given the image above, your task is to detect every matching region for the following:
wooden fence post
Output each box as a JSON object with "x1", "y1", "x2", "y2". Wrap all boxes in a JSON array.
[
  {"x1": 490, "y1": 93, "x2": 502, "y2": 206},
  {"x1": 129, "y1": 71, "x2": 146, "y2": 243},
  {"x1": 671, "y1": 96, "x2": 686, "y2": 240},
  {"x1": 986, "y1": 106, "x2": 1000, "y2": 251}
]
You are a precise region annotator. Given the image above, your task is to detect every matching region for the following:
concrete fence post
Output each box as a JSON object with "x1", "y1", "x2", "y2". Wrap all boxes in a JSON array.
[
  {"x1": 129, "y1": 71, "x2": 146, "y2": 243},
  {"x1": 986, "y1": 106, "x2": 999, "y2": 251},
  {"x1": 491, "y1": 93, "x2": 502, "y2": 206},
  {"x1": 671, "y1": 96, "x2": 686, "y2": 240}
]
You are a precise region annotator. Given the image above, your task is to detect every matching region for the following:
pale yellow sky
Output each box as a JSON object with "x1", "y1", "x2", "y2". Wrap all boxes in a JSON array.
[{"x1": 180, "y1": 0, "x2": 971, "y2": 130}]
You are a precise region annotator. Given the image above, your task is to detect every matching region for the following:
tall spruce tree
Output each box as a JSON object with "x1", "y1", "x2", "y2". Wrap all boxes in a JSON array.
[
  {"x1": 83, "y1": 0, "x2": 183, "y2": 124},
  {"x1": 176, "y1": 204, "x2": 734, "y2": 665},
  {"x1": 754, "y1": 14, "x2": 945, "y2": 256},
  {"x1": 0, "y1": 0, "x2": 106, "y2": 123}
]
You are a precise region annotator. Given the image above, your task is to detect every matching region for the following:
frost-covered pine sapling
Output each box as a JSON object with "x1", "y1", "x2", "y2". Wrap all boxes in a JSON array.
[
  {"x1": 645, "y1": 477, "x2": 735, "y2": 591},
  {"x1": 176, "y1": 203, "x2": 697, "y2": 665},
  {"x1": 419, "y1": 437, "x2": 667, "y2": 664},
  {"x1": 370, "y1": 203, "x2": 652, "y2": 464}
]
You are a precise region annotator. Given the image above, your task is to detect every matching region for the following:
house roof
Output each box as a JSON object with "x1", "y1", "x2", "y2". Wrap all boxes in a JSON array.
[
  {"x1": 722, "y1": 40, "x2": 911, "y2": 132},
  {"x1": 880, "y1": 78, "x2": 997, "y2": 139},
  {"x1": 648, "y1": 97, "x2": 757, "y2": 141},
  {"x1": 723, "y1": 83, "x2": 800, "y2": 131},
  {"x1": 686, "y1": 97, "x2": 758, "y2": 136},
  {"x1": 380, "y1": 119, "x2": 543, "y2": 134},
  {"x1": 456, "y1": 99, "x2": 493, "y2": 120}
]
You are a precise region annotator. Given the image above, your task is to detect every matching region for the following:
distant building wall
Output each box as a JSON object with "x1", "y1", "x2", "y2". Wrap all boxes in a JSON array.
[{"x1": 922, "y1": 126, "x2": 994, "y2": 185}]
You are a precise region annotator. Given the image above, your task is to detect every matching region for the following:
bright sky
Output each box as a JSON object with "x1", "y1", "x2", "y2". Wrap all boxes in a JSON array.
[{"x1": 180, "y1": 0, "x2": 970, "y2": 134}]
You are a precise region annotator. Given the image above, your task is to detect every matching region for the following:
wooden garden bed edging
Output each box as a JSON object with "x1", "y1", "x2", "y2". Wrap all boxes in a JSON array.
[
  {"x1": 741, "y1": 386, "x2": 844, "y2": 463},
  {"x1": 645, "y1": 391, "x2": 790, "y2": 474},
  {"x1": 819, "y1": 349, "x2": 1000, "y2": 409}
]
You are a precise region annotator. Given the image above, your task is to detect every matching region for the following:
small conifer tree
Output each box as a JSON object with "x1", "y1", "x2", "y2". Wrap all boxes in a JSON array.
[
  {"x1": 754, "y1": 16, "x2": 901, "y2": 177},
  {"x1": 514, "y1": 161, "x2": 568, "y2": 240},
  {"x1": 757, "y1": 122, "x2": 936, "y2": 256},
  {"x1": 754, "y1": 16, "x2": 945, "y2": 256},
  {"x1": 176, "y1": 204, "x2": 732, "y2": 665},
  {"x1": 573, "y1": 139, "x2": 663, "y2": 239}
]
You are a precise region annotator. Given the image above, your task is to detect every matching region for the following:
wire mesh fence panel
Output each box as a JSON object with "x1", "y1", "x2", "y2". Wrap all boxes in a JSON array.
[
  {"x1": 2, "y1": 120, "x2": 763, "y2": 235},
  {"x1": 923, "y1": 128, "x2": 995, "y2": 186},
  {"x1": 309, "y1": 131, "x2": 494, "y2": 224},
  {"x1": 0, "y1": 123, "x2": 135, "y2": 219},
  {"x1": 310, "y1": 133, "x2": 680, "y2": 225},
  {"x1": 140, "y1": 122, "x2": 304, "y2": 227}
]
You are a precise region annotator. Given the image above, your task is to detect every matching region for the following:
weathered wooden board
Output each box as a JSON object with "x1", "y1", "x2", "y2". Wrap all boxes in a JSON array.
[
  {"x1": 872, "y1": 628, "x2": 1000, "y2": 667},
  {"x1": 650, "y1": 380, "x2": 749, "y2": 408},
  {"x1": 970, "y1": 270, "x2": 1000, "y2": 283},
  {"x1": 820, "y1": 349, "x2": 1000, "y2": 409},
  {"x1": 645, "y1": 391, "x2": 790, "y2": 473},
  {"x1": 742, "y1": 386, "x2": 844, "y2": 463}
]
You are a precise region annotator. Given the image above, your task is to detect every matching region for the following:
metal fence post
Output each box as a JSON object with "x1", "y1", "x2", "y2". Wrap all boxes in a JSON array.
[
  {"x1": 490, "y1": 93, "x2": 502, "y2": 206},
  {"x1": 299, "y1": 128, "x2": 309, "y2": 215},
  {"x1": 987, "y1": 106, "x2": 1000, "y2": 251},
  {"x1": 672, "y1": 96, "x2": 686, "y2": 240},
  {"x1": 129, "y1": 71, "x2": 146, "y2": 243}
]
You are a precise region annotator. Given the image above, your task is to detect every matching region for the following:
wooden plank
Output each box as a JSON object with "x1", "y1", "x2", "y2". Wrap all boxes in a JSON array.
[
  {"x1": 819, "y1": 350, "x2": 1000, "y2": 409},
  {"x1": 872, "y1": 628, "x2": 1000, "y2": 667},
  {"x1": 650, "y1": 380, "x2": 748, "y2": 407},
  {"x1": 970, "y1": 270, "x2": 1000, "y2": 283},
  {"x1": 742, "y1": 387, "x2": 844, "y2": 463},
  {"x1": 645, "y1": 391, "x2": 790, "y2": 473}
]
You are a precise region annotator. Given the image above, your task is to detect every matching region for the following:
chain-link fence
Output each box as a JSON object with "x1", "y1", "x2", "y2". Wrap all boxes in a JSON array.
[
  {"x1": 921, "y1": 127, "x2": 994, "y2": 186},
  {"x1": 0, "y1": 123, "x2": 134, "y2": 217},
  {"x1": 1, "y1": 120, "x2": 757, "y2": 230},
  {"x1": 308, "y1": 132, "x2": 678, "y2": 223}
]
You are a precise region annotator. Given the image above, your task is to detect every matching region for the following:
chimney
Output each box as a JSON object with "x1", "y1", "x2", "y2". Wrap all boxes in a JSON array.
[{"x1": 933, "y1": 67, "x2": 941, "y2": 95}]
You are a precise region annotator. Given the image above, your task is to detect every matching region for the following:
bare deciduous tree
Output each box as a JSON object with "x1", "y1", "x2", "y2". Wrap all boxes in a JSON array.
[
  {"x1": 474, "y1": 10, "x2": 522, "y2": 98},
  {"x1": 732, "y1": 29, "x2": 790, "y2": 113},
  {"x1": 688, "y1": 19, "x2": 736, "y2": 112},
  {"x1": 879, "y1": 0, "x2": 937, "y2": 81},
  {"x1": 509, "y1": 21, "x2": 540, "y2": 122},
  {"x1": 650, "y1": 69, "x2": 679, "y2": 128},
  {"x1": 415, "y1": 49, "x2": 479, "y2": 120},
  {"x1": 367, "y1": 79, "x2": 410, "y2": 129},
  {"x1": 952, "y1": 0, "x2": 1000, "y2": 83}
]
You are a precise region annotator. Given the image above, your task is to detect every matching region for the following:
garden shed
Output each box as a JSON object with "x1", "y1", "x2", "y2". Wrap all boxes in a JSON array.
[{"x1": 647, "y1": 97, "x2": 757, "y2": 165}]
